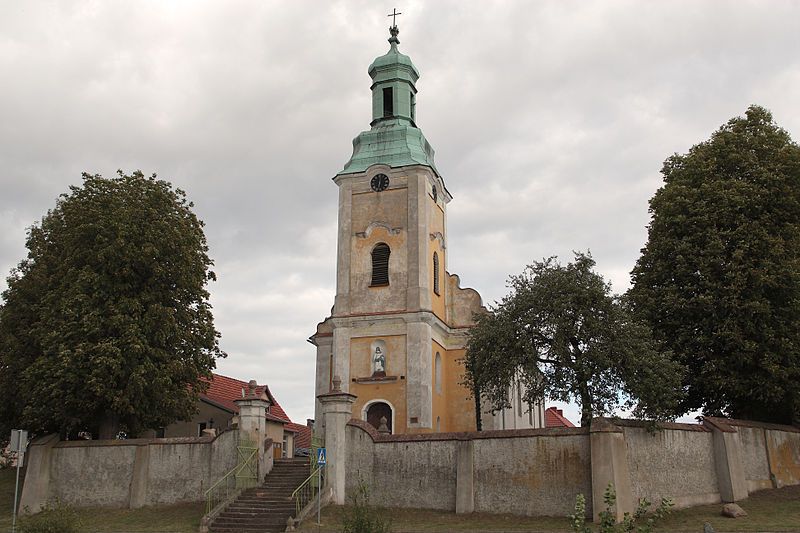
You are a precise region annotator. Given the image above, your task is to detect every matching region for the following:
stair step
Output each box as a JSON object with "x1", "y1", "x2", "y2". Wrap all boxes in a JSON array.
[
  {"x1": 223, "y1": 504, "x2": 296, "y2": 512},
  {"x1": 226, "y1": 503, "x2": 294, "y2": 509},
  {"x1": 214, "y1": 516, "x2": 291, "y2": 526},
  {"x1": 209, "y1": 524, "x2": 286, "y2": 533}
]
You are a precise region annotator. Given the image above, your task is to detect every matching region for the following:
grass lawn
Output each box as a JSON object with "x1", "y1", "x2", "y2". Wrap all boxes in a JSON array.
[
  {"x1": 68, "y1": 503, "x2": 205, "y2": 533},
  {"x1": 655, "y1": 484, "x2": 800, "y2": 532},
  {"x1": 301, "y1": 485, "x2": 800, "y2": 532}
]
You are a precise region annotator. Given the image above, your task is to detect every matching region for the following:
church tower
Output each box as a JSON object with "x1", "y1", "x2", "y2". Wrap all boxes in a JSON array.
[{"x1": 310, "y1": 24, "x2": 545, "y2": 435}]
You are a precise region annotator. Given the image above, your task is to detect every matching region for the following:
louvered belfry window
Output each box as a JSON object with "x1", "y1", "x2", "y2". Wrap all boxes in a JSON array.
[
  {"x1": 433, "y1": 251, "x2": 440, "y2": 295},
  {"x1": 371, "y1": 243, "x2": 390, "y2": 286}
]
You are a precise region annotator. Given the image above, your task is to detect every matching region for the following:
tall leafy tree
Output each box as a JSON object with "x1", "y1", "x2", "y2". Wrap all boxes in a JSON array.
[
  {"x1": 465, "y1": 252, "x2": 684, "y2": 427},
  {"x1": 629, "y1": 106, "x2": 800, "y2": 425},
  {"x1": 0, "y1": 171, "x2": 223, "y2": 439}
]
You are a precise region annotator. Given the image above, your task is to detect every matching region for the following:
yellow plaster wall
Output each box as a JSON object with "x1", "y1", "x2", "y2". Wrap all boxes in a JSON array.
[
  {"x1": 442, "y1": 348, "x2": 476, "y2": 432},
  {"x1": 351, "y1": 187, "x2": 408, "y2": 232},
  {"x1": 431, "y1": 341, "x2": 446, "y2": 432},
  {"x1": 428, "y1": 196, "x2": 446, "y2": 322},
  {"x1": 350, "y1": 188, "x2": 409, "y2": 314},
  {"x1": 349, "y1": 335, "x2": 408, "y2": 434}
]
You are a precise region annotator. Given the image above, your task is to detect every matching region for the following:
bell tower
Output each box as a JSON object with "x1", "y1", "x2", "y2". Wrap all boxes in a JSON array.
[{"x1": 310, "y1": 24, "x2": 546, "y2": 436}]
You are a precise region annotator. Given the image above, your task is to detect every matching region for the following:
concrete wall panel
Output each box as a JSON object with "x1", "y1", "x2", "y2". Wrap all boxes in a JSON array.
[
  {"x1": 737, "y1": 426, "x2": 772, "y2": 491},
  {"x1": 371, "y1": 440, "x2": 458, "y2": 510},
  {"x1": 624, "y1": 426, "x2": 719, "y2": 509},
  {"x1": 766, "y1": 429, "x2": 800, "y2": 487},
  {"x1": 50, "y1": 445, "x2": 137, "y2": 506},
  {"x1": 473, "y1": 434, "x2": 591, "y2": 516}
]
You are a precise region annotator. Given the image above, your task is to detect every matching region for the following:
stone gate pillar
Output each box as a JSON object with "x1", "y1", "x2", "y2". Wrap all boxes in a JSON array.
[
  {"x1": 234, "y1": 380, "x2": 271, "y2": 482},
  {"x1": 317, "y1": 376, "x2": 357, "y2": 504}
]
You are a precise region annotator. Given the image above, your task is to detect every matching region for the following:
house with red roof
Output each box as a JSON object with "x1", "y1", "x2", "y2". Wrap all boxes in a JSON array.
[
  {"x1": 545, "y1": 406, "x2": 576, "y2": 428},
  {"x1": 146, "y1": 373, "x2": 311, "y2": 458}
]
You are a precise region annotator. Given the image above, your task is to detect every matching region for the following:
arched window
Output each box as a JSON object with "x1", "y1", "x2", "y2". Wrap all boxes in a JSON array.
[
  {"x1": 436, "y1": 416, "x2": 441, "y2": 432},
  {"x1": 435, "y1": 352, "x2": 442, "y2": 394},
  {"x1": 366, "y1": 401, "x2": 393, "y2": 434},
  {"x1": 433, "y1": 251, "x2": 440, "y2": 295},
  {"x1": 371, "y1": 243, "x2": 390, "y2": 286}
]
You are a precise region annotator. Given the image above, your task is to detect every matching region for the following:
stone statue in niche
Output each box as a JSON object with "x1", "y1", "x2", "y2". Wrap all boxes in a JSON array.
[{"x1": 370, "y1": 339, "x2": 387, "y2": 376}]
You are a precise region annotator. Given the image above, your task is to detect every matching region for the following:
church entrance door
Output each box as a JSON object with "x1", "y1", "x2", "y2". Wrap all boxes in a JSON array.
[{"x1": 366, "y1": 402, "x2": 392, "y2": 434}]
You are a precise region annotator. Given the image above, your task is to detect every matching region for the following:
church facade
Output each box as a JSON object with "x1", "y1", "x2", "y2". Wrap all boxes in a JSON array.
[{"x1": 310, "y1": 25, "x2": 545, "y2": 435}]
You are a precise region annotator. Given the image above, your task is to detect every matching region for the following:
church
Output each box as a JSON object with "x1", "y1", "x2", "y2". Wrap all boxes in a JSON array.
[{"x1": 310, "y1": 23, "x2": 545, "y2": 435}]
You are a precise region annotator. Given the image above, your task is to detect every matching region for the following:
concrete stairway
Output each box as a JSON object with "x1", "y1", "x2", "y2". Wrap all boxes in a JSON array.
[{"x1": 210, "y1": 458, "x2": 310, "y2": 533}]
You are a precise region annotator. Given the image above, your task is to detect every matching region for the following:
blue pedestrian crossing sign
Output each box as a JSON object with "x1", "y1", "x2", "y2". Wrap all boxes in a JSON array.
[{"x1": 317, "y1": 447, "x2": 327, "y2": 465}]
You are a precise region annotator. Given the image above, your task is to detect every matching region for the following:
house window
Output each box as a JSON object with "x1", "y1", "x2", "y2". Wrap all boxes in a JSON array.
[
  {"x1": 197, "y1": 422, "x2": 207, "y2": 437},
  {"x1": 371, "y1": 243, "x2": 390, "y2": 286},
  {"x1": 435, "y1": 352, "x2": 442, "y2": 394},
  {"x1": 383, "y1": 87, "x2": 393, "y2": 117},
  {"x1": 433, "y1": 252, "x2": 440, "y2": 295},
  {"x1": 282, "y1": 434, "x2": 288, "y2": 458},
  {"x1": 156, "y1": 427, "x2": 166, "y2": 439}
]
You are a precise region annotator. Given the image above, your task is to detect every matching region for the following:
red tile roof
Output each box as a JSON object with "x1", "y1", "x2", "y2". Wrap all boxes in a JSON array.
[
  {"x1": 268, "y1": 400, "x2": 291, "y2": 423},
  {"x1": 201, "y1": 373, "x2": 312, "y2": 448},
  {"x1": 201, "y1": 373, "x2": 291, "y2": 420},
  {"x1": 545, "y1": 407, "x2": 576, "y2": 428},
  {"x1": 288, "y1": 423, "x2": 312, "y2": 448}
]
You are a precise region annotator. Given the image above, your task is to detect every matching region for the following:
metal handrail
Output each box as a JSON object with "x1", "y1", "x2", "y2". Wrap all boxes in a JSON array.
[
  {"x1": 204, "y1": 444, "x2": 258, "y2": 514},
  {"x1": 291, "y1": 464, "x2": 325, "y2": 517}
]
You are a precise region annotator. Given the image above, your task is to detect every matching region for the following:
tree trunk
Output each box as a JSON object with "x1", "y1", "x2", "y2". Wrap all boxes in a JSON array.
[
  {"x1": 98, "y1": 412, "x2": 120, "y2": 440},
  {"x1": 474, "y1": 384, "x2": 482, "y2": 431},
  {"x1": 579, "y1": 385, "x2": 593, "y2": 427}
]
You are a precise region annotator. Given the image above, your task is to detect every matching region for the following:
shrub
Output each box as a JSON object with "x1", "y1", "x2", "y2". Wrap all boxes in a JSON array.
[
  {"x1": 340, "y1": 480, "x2": 391, "y2": 533},
  {"x1": 18, "y1": 503, "x2": 81, "y2": 533},
  {"x1": 569, "y1": 484, "x2": 673, "y2": 533}
]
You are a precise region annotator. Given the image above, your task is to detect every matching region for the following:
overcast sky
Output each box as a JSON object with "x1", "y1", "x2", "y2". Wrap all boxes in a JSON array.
[{"x1": 2, "y1": 1, "x2": 799, "y2": 426}]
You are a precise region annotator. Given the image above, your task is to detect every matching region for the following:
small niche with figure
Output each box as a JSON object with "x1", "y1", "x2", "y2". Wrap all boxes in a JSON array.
[
  {"x1": 371, "y1": 339, "x2": 387, "y2": 377},
  {"x1": 352, "y1": 338, "x2": 401, "y2": 384}
]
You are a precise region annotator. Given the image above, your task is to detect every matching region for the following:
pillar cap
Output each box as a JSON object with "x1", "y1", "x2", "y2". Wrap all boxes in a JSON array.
[
  {"x1": 317, "y1": 390, "x2": 357, "y2": 404},
  {"x1": 589, "y1": 417, "x2": 623, "y2": 433},
  {"x1": 233, "y1": 379, "x2": 270, "y2": 405}
]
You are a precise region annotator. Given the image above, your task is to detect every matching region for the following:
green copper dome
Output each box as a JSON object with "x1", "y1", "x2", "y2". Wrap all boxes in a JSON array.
[
  {"x1": 338, "y1": 26, "x2": 439, "y2": 177},
  {"x1": 368, "y1": 42, "x2": 419, "y2": 80}
]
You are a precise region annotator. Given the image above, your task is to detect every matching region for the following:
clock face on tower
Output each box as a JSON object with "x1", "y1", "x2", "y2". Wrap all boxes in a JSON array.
[{"x1": 371, "y1": 173, "x2": 390, "y2": 192}]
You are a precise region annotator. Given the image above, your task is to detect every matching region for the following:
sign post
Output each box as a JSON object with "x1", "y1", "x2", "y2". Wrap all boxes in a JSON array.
[
  {"x1": 316, "y1": 447, "x2": 326, "y2": 525},
  {"x1": 10, "y1": 429, "x2": 28, "y2": 533}
]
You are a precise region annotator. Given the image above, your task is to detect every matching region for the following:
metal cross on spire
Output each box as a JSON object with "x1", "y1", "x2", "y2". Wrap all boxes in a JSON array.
[{"x1": 388, "y1": 8, "x2": 402, "y2": 27}]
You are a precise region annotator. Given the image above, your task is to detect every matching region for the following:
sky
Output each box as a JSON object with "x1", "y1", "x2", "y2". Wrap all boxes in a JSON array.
[{"x1": 1, "y1": 1, "x2": 799, "y2": 426}]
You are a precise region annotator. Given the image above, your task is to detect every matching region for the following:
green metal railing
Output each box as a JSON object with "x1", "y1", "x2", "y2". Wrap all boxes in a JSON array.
[
  {"x1": 204, "y1": 440, "x2": 258, "y2": 514},
  {"x1": 291, "y1": 464, "x2": 325, "y2": 517}
]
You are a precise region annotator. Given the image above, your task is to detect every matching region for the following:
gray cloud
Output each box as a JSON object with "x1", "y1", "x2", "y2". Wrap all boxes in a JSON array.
[{"x1": 1, "y1": 0, "x2": 799, "y2": 423}]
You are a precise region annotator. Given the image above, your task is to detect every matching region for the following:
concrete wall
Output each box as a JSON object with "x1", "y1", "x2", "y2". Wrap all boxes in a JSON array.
[
  {"x1": 20, "y1": 429, "x2": 238, "y2": 512},
  {"x1": 341, "y1": 416, "x2": 800, "y2": 519},
  {"x1": 345, "y1": 420, "x2": 590, "y2": 516},
  {"x1": 621, "y1": 422, "x2": 719, "y2": 508},
  {"x1": 472, "y1": 432, "x2": 591, "y2": 516},
  {"x1": 736, "y1": 425, "x2": 773, "y2": 492}
]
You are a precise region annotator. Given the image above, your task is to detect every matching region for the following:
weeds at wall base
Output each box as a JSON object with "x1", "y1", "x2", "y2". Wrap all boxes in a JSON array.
[
  {"x1": 569, "y1": 484, "x2": 673, "y2": 533},
  {"x1": 17, "y1": 502, "x2": 81, "y2": 533}
]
